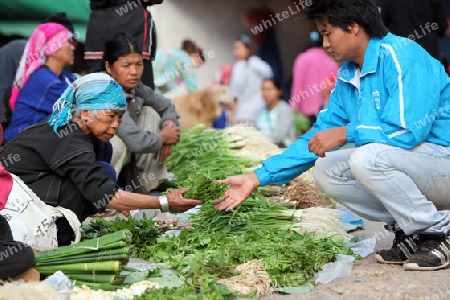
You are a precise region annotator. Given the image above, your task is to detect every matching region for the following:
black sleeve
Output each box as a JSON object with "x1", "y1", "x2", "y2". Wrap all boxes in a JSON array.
[{"x1": 57, "y1": 150, "x2": 119, "y2": 212}]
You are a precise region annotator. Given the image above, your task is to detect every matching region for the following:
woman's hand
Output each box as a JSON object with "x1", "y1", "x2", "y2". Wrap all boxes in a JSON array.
[
  {"x1": 159, "y1": 123, "x2": 180, "y2": 144},
  {"x1": 213, "y1": 172, "x2": 260, "y2": 211},
  {"x1": 166, "y1": 188, "x2": 202, "y2": 213},
  {"x1": 154, "y1": 144, "x2": 173, "y2": 164}
]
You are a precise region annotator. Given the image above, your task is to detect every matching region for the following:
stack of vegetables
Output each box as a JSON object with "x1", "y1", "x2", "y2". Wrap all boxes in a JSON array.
[
  {"x1": 181, "y1": 174, "x2": 304, "y2": 234},
  {"x1": 81, "y1": 214, "x2": 160, "y2": 259},
  {"x1": 143, "y1": 173, "x2": 353, "y2": 296},
  {"x1": 166, "y1": 125, "x2": 262, "y2": 182},
  {"x1": 34, "y1": 230, "x2": 134, "y2": 291}
]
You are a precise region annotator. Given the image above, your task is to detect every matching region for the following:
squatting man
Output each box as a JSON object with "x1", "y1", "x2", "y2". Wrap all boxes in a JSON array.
[{"x1": 214, "y1": 0, "x2": 450, "y2": 272}]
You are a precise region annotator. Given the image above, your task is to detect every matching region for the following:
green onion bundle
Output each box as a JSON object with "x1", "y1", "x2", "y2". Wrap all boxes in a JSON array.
[
  {"x1": 166, "y1": 125, "x2": 261, "y2": 182},
  {"x1": 189, "y1": 193, "x2": 303, "y2": 234},
  {"x1": 34, "y1": 230, "x2": 134, "y2": 290},
  {"x1": 181, "y1": 174, "x2": 228, "y2": 203}
]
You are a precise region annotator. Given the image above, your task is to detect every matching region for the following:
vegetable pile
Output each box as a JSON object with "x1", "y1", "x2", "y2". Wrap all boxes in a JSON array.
[
  {"x1": 166, "y1": 125, "x2": 263, "y2": 182},
  {"x1": 35, "y1": 230, "x2": 134, "y2": 291},
  {"x1": 81, "y1": 215, "x2": 160, "y2": 259},
  {"x1": 145, "y1": 226, "x2": 353, "y2": 289}
]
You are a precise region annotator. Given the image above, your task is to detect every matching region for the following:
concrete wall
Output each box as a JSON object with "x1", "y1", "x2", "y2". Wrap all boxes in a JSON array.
[{"x1": 151, "y1": 0, "x2": 312, "y2": 96}]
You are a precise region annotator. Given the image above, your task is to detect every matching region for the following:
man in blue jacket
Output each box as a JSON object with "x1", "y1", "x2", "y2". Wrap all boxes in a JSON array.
[{"x1": 214, "y1": 0, "x2": 450, "y2": 272}]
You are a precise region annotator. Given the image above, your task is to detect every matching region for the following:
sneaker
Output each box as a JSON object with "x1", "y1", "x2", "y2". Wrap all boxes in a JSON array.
[
  {"x1": 374, "y1": 230, "x2": 418, "y2": 264},
  {"x1": 403, "y1": 234, "x2": 450, "y2": 271}
]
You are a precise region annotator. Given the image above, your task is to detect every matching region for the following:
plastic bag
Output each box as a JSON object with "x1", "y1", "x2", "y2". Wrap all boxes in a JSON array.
[
  {"x1": 43, "y1": 271, "x2": 73, "y2": 292},
  {"x1": 314, "y1": 254, "x2": 355, "y2": 285}
]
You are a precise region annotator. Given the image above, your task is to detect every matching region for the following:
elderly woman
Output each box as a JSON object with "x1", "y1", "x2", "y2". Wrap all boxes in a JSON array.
[
  {"x1": 0, "y1": 73, "x2": 201, "y2": 246},
  {"x1": 4, "y1": 22, "x2": 77, "y2": 143}
]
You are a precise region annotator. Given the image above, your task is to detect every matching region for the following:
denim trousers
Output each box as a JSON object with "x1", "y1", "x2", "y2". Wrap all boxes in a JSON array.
[{"x1": 314, "y1": 143, "x2": 450, "y2": 236}]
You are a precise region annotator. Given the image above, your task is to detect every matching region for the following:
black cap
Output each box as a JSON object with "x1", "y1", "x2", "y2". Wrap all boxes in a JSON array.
[{"x1": 42, "y1": 12, "x2": 75, "y2": 35}]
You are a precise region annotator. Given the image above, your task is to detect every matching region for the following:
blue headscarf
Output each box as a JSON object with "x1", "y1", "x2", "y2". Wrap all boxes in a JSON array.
[{"x1": 48, "y1": 73, "x2": 126, "y2": 132}]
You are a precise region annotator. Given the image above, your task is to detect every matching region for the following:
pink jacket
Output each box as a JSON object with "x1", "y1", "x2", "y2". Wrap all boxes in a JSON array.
[{"x1": 290, "y1": 48, "x2": 339, "y2": 116}]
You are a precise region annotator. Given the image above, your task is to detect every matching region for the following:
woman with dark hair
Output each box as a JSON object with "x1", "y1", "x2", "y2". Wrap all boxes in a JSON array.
[
  {"x1": 256, "y1": 78, "x2": 296, "y2": 148},
  {"x1": 215, "y1": 0, "x2": 450, "y2": 272},
  {"x1": 153, "y1": 39, "x2": 206, "y2": 95},
  {"x1": 104, "y1": 33, "x2": 180, "y2": 193},
  {"x1": 229, "y1": 34, "x2": 272, "y2": 125}
]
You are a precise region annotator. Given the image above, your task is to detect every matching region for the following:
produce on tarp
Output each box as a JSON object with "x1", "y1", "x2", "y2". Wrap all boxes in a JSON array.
[
  {"x1": 145, "y1": 226, "x2": 353, "y2": 290},
  {"x1": 166, "y1": 125, "x2": 260, "y2": 182},
  {"x1": 283, "y1": 173, "x2": 332, "y2": 209},
  {"x1": 81, "y1": 215, "x2": 160, "y2": 259},
  {"x1": 223, "y1": 124, "x2": 283, "y2": 158},
  {"x1": 70, "y1": 281, "x2": 160, "y2": 300},
  {"x1": 34, "y1": 230, "x2": 134, "y2": 290},
  {"x1": 217, "y1": 259, "x2": 271, "y2": 296}
]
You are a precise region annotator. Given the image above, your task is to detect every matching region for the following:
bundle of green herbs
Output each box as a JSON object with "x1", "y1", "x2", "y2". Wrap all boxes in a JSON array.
[
  {"x1": 81, "y1": 214, "x2": 160, "y2": 259},
  {"x1": 178, "y1": 173, "x2": 302, "y2": 233},
  {"x1": 145, "y1": 226, "x2": 353, "y2": 288},
  {"x1": 166, "y1": 125, "x2": 262, "y2": 182},
  {"x1": 180, "y1": 174, "x2": 228, "y2": 203}
]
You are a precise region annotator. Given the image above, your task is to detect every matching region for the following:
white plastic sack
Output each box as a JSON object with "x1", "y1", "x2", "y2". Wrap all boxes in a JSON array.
[
  {"x1": 0, "y1": 174, "x2": 81, "y2": 250},
  {"x1": 314, "y1": 254, "x2": 355, "y2": 285}
]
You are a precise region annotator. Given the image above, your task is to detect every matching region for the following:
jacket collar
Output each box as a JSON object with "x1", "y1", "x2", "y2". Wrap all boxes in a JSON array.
[{"x1": 339, "y1": 33, "x2": 390, "y2": 82}]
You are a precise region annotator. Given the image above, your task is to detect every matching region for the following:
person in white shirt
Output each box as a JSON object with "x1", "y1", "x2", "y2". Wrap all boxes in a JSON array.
[{"x1": 229, "y1": 34, "x2": 273, "y2": 125}]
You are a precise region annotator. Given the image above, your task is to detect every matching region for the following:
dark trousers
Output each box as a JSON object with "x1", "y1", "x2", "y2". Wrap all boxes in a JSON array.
[{"x1": 0, "y1": 214, "x2": 34, "y2": 280}]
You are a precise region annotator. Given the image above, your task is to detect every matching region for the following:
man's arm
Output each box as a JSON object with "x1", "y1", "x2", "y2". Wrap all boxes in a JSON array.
[{"x1": 255, "y1": 85, "x2": 351, "y2": 186}]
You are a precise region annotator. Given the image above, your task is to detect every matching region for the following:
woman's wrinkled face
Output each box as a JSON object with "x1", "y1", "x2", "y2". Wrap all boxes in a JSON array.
[
  {"x1": 81, "y1": 110, "x2": 125, "y2": 142},
  {"x1": 106, "y1": 53, "x2": 144, "y2": 90}
]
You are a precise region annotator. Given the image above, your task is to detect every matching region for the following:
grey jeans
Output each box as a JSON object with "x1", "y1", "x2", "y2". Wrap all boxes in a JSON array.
[{"x1": 314, "y1": 143, "x2": 450, "y2": 236}]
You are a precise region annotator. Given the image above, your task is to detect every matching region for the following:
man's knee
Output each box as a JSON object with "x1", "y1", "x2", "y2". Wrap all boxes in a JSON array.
[
  {"x1": 314, "y1": 154, "x2": 351, "y2": 190},
  {"x1": 349, "y1": 143, "x2": 391, "y2": 178}
]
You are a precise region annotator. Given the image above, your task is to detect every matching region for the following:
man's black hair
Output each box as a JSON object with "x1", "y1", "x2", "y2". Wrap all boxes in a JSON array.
[{"x1": 304, "y1": 0, "x2": 388, "y2": 38}]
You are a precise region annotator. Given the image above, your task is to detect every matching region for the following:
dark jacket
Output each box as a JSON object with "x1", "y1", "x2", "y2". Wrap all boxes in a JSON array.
[
  {"x1": 118, "y1": 81, "x2": 180, "y2": 153},
  {"x1": 0, "y1": 118, "x2": 119, "y2": 221},
  {"x1": 90, "y1": 0, "x2": 163, "y2": 9},
  {"x1": 379, "y1": 0, "x2": 448, "y2": 60}
]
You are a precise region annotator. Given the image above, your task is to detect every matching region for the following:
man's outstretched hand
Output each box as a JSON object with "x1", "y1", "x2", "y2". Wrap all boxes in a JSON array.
[{"x1": 213, "y1": 172, "x2": 261, "y2": 211}]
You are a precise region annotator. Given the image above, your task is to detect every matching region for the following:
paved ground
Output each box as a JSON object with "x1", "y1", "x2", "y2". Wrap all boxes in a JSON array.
[{"x1": 261, "y1": 219, "x2": 450, "y2": 300}]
